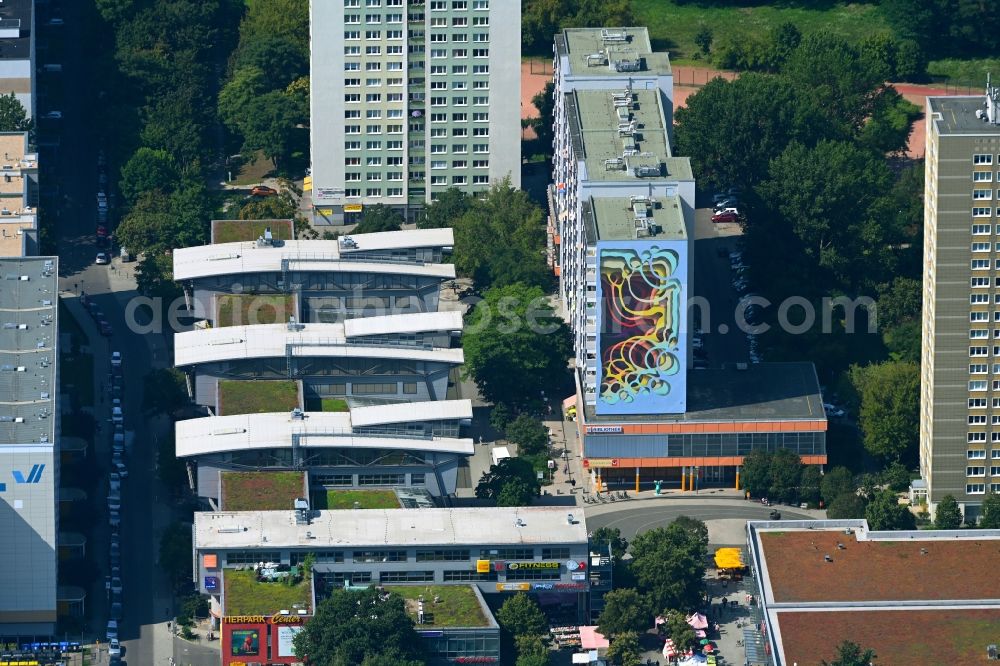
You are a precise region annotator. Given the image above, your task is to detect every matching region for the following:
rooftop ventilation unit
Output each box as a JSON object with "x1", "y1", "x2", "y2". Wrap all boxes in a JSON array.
[
  {"x1": 633, "y1": 164, "x2": 661, "y2": 178},
  {"x1": 618, "y1": 121, "x2": 637, "y2": 137},
  {"x1": 604, "y1": 157, "x2": 626, "y2": 171},
  {"x1": 586, "y1": 52, "x2": 607, "y2": 67},
  {"x1": 613, "y1": 58, "x2": 642, "y2": 73},
  {"x1": 601, "y1": 29, "x2": 628, "y2": 44},
  {"x1": 986, "y1": 73, "x2": 1000, "y2": 124},
  {"x1": 340, "y1": 235, "x2": 358, "y2": 249},
  {"x1": 256, "y1": 227, "x2": 275, "y2": 248}
]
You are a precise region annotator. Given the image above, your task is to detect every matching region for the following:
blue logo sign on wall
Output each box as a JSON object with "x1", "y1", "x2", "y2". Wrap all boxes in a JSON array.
[
  {"x1": 13, "y1": 464, "x2": 45, "y2": 484},
  {"x1": 204, "y1": 576, "x2": 219, "y2": 591}
]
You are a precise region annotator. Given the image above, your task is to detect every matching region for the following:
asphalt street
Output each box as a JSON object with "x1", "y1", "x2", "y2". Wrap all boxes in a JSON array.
[{"x1": 585, "y1": 499, "x2": 818, "y2": 545}]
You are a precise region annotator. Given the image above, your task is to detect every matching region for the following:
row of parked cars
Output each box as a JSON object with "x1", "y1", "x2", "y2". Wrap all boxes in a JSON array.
[
  {"x1": 711, "y1": 189, "x2": 743, "y2": 224},
  {"x1": 726, "y1": 246, "x2": 763, "y2": 364},
  {"x1": 106, "y1": 349, "x2": 128, "y2": 661}
]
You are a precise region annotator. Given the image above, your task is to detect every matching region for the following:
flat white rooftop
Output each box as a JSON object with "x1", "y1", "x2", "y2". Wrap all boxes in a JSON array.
[
  {"x1": 194, "y1": 506, "x2": 589, "y2": 550},
  {"x1": 176, "y1": 400, "x2": 474, "y2": 457},
  {"x1": 173, "y1": 228, "x2": 456, "y2": 281},
  {"x1": 174, "y1": 315, "x2": 464, "y2": 367}
]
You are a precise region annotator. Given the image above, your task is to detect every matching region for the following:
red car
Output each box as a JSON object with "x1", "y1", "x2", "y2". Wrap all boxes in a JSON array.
[
  {"x1": 250, "y1": 185, "x2": 277, "y2": 197},
  {"x1": 712, "y1": 210, "x2": 739, "y2": 224},
  {"x1": 96, "y1": 225, "x2": 108, "y2": 237}
]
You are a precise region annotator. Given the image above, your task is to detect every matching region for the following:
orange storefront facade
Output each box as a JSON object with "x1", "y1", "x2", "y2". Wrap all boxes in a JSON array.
[{"x1": 576, "y1": 413, "x2": 828, "y2": 491}]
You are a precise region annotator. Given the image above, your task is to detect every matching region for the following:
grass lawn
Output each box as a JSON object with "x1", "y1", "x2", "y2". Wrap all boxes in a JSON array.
[
  {"x1": 928, "y1": 58, "x2": 1000, "y2": 87},
  {"x1": 304, "y1": 397, "x2": 349, "y2": 412},
  {"x1": 230, "y1": 150, "x2": 277, "y2": 186},
  {"x1": 631, "y1": 1, "x2": 888, "y2": 61},
  {"x1": 221, "y1": 471, "x2": 306, "y2": 511},
  {"x1": 313, "y1": 489, "x2": 400, "y2": 510},
  {"x1": 224, "y1": 568, "x2": 311, "y2": 616},
  {"x1": 218, "y1": 380, "x2": 300, "y2": 415},
  {"x1": 384, "y1": 585, "x2": 490, "y2": 628},
  {"x1": 211, "y1": 218, "x2": 293, "y2": 244},
  {"x1": 216, "y1": 294, "x2": 295, "y2": 327}
]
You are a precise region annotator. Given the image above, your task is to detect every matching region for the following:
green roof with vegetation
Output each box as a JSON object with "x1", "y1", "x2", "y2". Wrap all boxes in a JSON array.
[
  {"x1": 385, "y1": 585, "x2": 491, "y2": 628},
  {"x1": 312, "y1": 489, "x2": 400, "y2": 510},
  {"x1": 218, "y1": 380, "x2": 300, "y2": 416},
  {"x1": 224, "y1": 568, "x2": 312, "y2": 616},
  {"x1": 221, "y1": 471, "x2": 306, "y2": 511},
  {"x1": 212, "y1": 219, "x2": 293, "y2": 244},
  {"x1": 304, "y1": 397, "x2": 349, "y2": 412},
  {"x1": 216, "y1": 293, "x2": 295, "y2": 327}
]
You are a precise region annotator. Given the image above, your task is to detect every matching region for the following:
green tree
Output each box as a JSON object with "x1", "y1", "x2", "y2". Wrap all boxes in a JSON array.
[
  {"x1": 675, "y1": 74, "x2": 815, "y2": 192},
  {"x1": 119, "y1": 147, "x2": 178, "y2": 205},
  {"x1": 662, "y1": 610, "x2": 697, "y2": 652},
  {"x1": 359, "y1": 653, "x2": 425, "y2": 666},
  {"x1": 881, "y1": 461, "x2": 912, "y2": 493},
  {"x1": 0, "y1": 92, "x2": 32, "y2": 132},
  {"x1": 521, "y1": 0, "x2": 633, "y2": 54},
  {"x1": 628, "y1": 522, "x2": 706, "y2": 612},
  {"x1": 597, "y1": 588, "x2": 648, "y2": 638},
  {"x1": 232, "y1": 34, "x2": 306, "y2": 88},
  {"x1": 142, "y1": 368, "x2": 189, "y2": 415},
  {"x1": 354, "y1": 204, "x2": 404, "y2": 234},
  {"x1": 865, "y1": 489, "x2": 915, "y2": 531},
  {"x1": 740, "y1": 448, "x2": 773, "y2": 499},
  {"x1": 239, "y1": 89, "x2": 306, "y2": 171},
  {"x1": 505, "y1": 414, "x2": 550, "y2": 457},
  {"x1": 876, "y1": 277, "x2": 922, "y2": 330},
  {"x1": 239, "y1": 192, "x2": 298, "y2": 221},
  {"x1": 514, "y1": 634, "x2": 550, "y2": 666},
  {"x1": 497, "y1": 478, "x2": 538, "y2": 507},
  {"x1": 769, "y1": 449, "x2": 805, "y2": 503},
  {"x1": 671, "y1": 515, "x2": 709, "y2": 546},
  {"x1": 292, "y1": 588, "x2": 425, "y2": 664},
  {"x1": 826, "y1": 493, "x2": 867, "y2": 520},
  {"x1": 476, "y1": 457, "x2": 541, "y2": 502},
  {"x1": 529, "y1": 81, "x2": 556, "y2": 155},
  {"x1": 95, "y1": 0, "x2": 135, "y2": 23},
  {"x1": 462, "y1": 282, "x2": 573, "y2": 410},
  {"x1": 159, "y1": 521, "x2": 192, "y2": 590},
  {"x1": 605, "y1": 630, "x2": 641, "y2": 666},
  {"x1": 239, "y1": 0, "x2": 310, "y2": 60},
  {"x1": 857, "y1": 89, "x2": 921, "y2": 155},
  {"x1": 849, "y1": 361, "x2": 920, "y2": 463},
  {"x1": 418, "y1": 187, "x2": 473, "y2": 229},
  {"x1": 822, "y1": 640, "x2": 878, "y2": 666},
  {"x1": 452, "y1": 179, "x2": 549, "y2": 291},
  {"x1": 821, "y1": 467, "x2": 856, "y2": 504},
  {"x1": 590, "y1": 526, "x2": 628, "y2": 559},
  {"x1": 979, "y1": 493, "x2": 1000, "y2": 528},
  {"x1": 218, "y1": 66, "x2": 269, "y2": 131},
  {"x1": 768, "y1": 21, "x2": 802, "y2": 68},
  {"x1": 497, "y1": 593, "x2": 547, "y2": 638},
  {"x1": 760, "y1": 140, "x2": 894, "y2": 288},
  {"x1": 694, "y1": 25, "x2": 713, "y2": 55},
  {"x1": 934, "y1": 494, "x2": 963, "y2": 529},
  {"x1": 799, "y1": 465, "x2": 822, "y2": 505}
]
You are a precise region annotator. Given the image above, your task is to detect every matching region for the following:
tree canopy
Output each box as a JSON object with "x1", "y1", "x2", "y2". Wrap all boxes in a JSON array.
[
  {"x1": 418, "y1": 188, "x2": 473, "y2": 229},
  {"x1": 739, "y1": 448, "x2": 805, "y2": 502},
  {"x1": 980, "y1": 493, "x2": 1000, "y2": 529},
  {"x1": 849, "y1": 361, "x2": 920, "y2": 463},
  {"x1": 821, "y1": 467, "x2": 856, "y2": 504},
  {"x1": 504, "y1": 414, "x2": 550, "y2": 457},
  {"x1": 475, "y1": 457, "x2": 540, "y2": 504},
  {"x1": 354, "y1": 204, "x2": 404, "y2": 234},
  {"x1": 822, "y1": 640, "x2": 878, "y2": 666},
  {"x1": 462, "y1": 282, "x2": 573, "y2": 410},
  {"x1": 119, "y1": 147, "x2": 178, "y2": 205},
  {"x1": 628, "y1": 521, "x2": 707, "y2": 613},
  {"x1": 597, "y1": 588, "x2": 648, "y2": 638},
  {"x1": 497, "y1": 593, "x2": 547, "y2": 638},
  {"x1": 865, "y1": 489, "x2": 915, "y2": 531},
  {"x1": 0, "y1": 93, "x2": 32, "y2": 132},
  {"x1": 934, "y1": 495, "x2": 963, "y2": 529},
  {"x1": 292, "y1": 588, "x2": 425, "y2": 665},
  {"x1": 522, "y1": 0, "x2": 632, "y2": 54}
]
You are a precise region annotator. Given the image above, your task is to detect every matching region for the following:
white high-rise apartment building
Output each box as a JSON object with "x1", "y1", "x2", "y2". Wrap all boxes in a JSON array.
[{"x1": 310, "y1": 0, "x2": 521, "y2": 223}]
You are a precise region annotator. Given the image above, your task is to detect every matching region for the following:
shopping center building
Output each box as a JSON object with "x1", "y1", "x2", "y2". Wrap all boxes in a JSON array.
[
  {"x1": 744, "y1": 519, "x2": 1000, "y2": 665},
  {"x1": 194, "y1": 506, "x2": 599, "y2": 665}
]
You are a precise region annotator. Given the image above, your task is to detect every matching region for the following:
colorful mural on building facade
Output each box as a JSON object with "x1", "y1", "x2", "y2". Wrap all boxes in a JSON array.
[{"x1": 596, "y1": 242, "x2": 686, "y2": 414}]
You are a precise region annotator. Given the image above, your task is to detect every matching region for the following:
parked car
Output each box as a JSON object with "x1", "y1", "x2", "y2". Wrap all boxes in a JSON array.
[
  {"x1": 251, "y1": 185, "x2": 277, "y2": 197},
  {"x1": 106, "y1": 620, "x2": 118, "y2": 641},
  {"x1": 108, "y1": 639, "x2": 121, "y2": 658},
  {"x1": 110, "y1": 550, "x2": 120, "y2": 568},
  {"x1": 110, "y1": 603, "x2": 123, "y2": 621},
  {"x1": 96, "y1": 225, "x2": 108, "y2": 238},
  {"x1": 114, "y1": 461, "x2": 129, "y2": 478},
  {"x1": 110, "y1": 351, "x2": 121, "y2": 367},
  {"x1": 112, "y1": 451, "x2": 124, "y2": 468},
  {"x1": 693, "y1": 358, "x2": 710, "y2": 369},
  {"x1": 110, "y1": 577, "x2": 122, "y2": 594},
  {"x1": 713, "y1": 198, "x2": 738, "y2": 212},
  {"x1": 112, "y1": 406, "x2": 123, "y2": 424},
  {"x1": 113, "y1": 433, "x2": 124, "y2": 453},
  {"x1": 95, "y1": 253, "x2": 109, "y2": 265},
  {"x1": 712, "y1": 210, "x2": 739, "y2": 224},
  {"x1": 99, "y1": 320, "x2": 113, "y2": 337},
  {"x1": 824, "y1": 403, "x2": 846, "y2": 418},
  {"x1": 108, "y1": 492, "x2": 121, "y2": 511}
]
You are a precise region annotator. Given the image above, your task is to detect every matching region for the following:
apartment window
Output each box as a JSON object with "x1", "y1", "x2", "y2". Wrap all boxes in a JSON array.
[
  {"x1": 431, "y1": 160, "x2": 447, "y2": 169},
  {"x1": 473, "y1": 16, "x2": 489, "y2": 25},
  {"x1": 430, "y1": 0, "x2": 446, "y2": 8},
  {"x1": 354, "y1": 550, "x2": 406, "y2": 563},
  {"x1": 367, "y1": 45, "x2": 382, "y2": 55},
  {"x1": 973, "y1": 259, "x2": 991, "y2": 270},
  {"x1": 366, "y1": 0, "x2": 382, "y2": 5},
  {"x1": 430, "y1": 81, "x2": 448, "y2": 90},
  {"x1": 473, "y1": 32, "x2": 489, "y2": 42},
  {"x1": 453, "y1": 65, "x2": 468, "y2": 75},
  {"x1": 452, "y1": 16, "x2": 468, "y2": 26},
  {"x1": 473, "y1": 159, "x2": 489, "y2": 168},
  {"x1": 345, "y1": 157, "x2": 361, "y2": 166},
  {"x1": 451, "y1": 33, "x2": 468, "y2": 42},
  {"x1": 972, "y1": 346, "x2": 989, "y2": 356},
  {"x1": 366, "y1": 187, "x2": 382, "y2": 197},
  {"x1": 345, "y1": 0, "x2": 360, "y2": 6},
  {"x1": 345, "y1": 172, "x2": 361, "y2": 182},
  {"x1": 968, "y1": 483, "x2": 987, "y2": 494},
  {"x1": 473, "y1": 127, "x2": 489, "y2": 137},
  {"x1": 367, "y1": 157, "x2": 383, "y2": 167},
  {"x1": 974, "y1": 207, "x2": 992, "y2": 217},
  {"x1": 387, "y1": 12, "x2": 403, "y2": 22},
  {"x1": 473, "y1": 80, "x2": 489, "y2": 89},
  {"x1": 430, "y1": 175, "x2": 447, "y2": 185},
  {"x1": 345, "y1": 141, "x2": 361, "y2": 150},
  {"x1": 969, "y1": 448, "x2": 988, "y2": 458},
  {"x1": 453, "y1": 0, "x2": 467, "y2": 8},
  {"x1": 345, "y1": 124, "x2": 361, "y2": 134},
  {"x1": 430, "y1": 113, "x2": 447, "y2": 122},
  {"x1": 366, "y1": 30, "x2": 382, "y2": 39},
  {"x1": 970, "y1": 415, "x2": 988, "y2": 425},
  {"x1": 473, "y1": 64, "x2": 489, "y2": 74},
  {"x1": 366, "y1": 173, "x2": 382, "y2": 182},
  {"x1": 967, "y1": 466, "x2": 986, "y2": 476},
  {"x1": 453, "y1": 113, "x2": 467, "y2": 122},
  {"x1": 387, "y1": 61, "x2": 403, "y2": 71},
  {"x1": 973, "y1": 224, "x2": 992, "y2": 234},
  {"x1": 971, "y1": 380, "x2": 989, "y2": 391},
  {"x1": 387, "y1": 109, "x2": 404, "y2": 118},
  {"x1": 387, "y1": 93, "x2": 404, "y2": 102},
  {"x1": 473, "y1": 175, "x2": 489, "y2": 184},
  {"x1": 366, "y1": 141, "x2": 383, "y2": 150},
  {"x1": 973, "y1": 294, "x2": 990, "y2": 304},
  {"x1": 993, "y1": 432, "x2": 1000, "y2": 442},
  {"x1": 975, "y1": 189, "x2": 994, "y2": 200},
  {"x1": 975, "y1": 171, "x2": 994, "y2": 182},
  {"x1": 473, "y1": 112, "x2": 489, "y2": 121},
  {"x1": 345, "y1": 62, "x2": 361, "y2": 71},
  {"x1": 975, "y1": 154, "x2": 994, "y2": 165},
  {"x1": 969, "y1": 432, "x2": 988, "y2": 442},
  {"x1": 359, "y1": 473, "x2": 406, "y2": 485},
  {"x1": 971, "y1": 398, "x2": 988, "y2": 407},
  {"x1": 473, "y1": 143, "x2": 489, "y2": 154},
  {"x1": 473, "y1": 0, "x2": 488, "y2": 7},
  {"x1": 972, "y1": 312, "x2": 990, "y2": 322},
  {"x1": 387, "y1": 140, "x2": 403, "y2": 150},
  {"x1": 387, "y1": 30, "x2": 403, "y2": 39},
  {"x1": 387, "y1": 187, "x2": 403, "y2": 196},
  {"x1": 452, "y1": 128, "x2": 468, "y2": 137},
  {"x1": 973, "y1": 242, "x2": 992, "y2": 252},
  {"x1": 452, "y1": 175, "x2": 467, "y2": 185},
  {"x1": 346, "y1": 188, "x2": 362, "y2": 197},
  {"x1": 453, "y1": 143, "x2": 468, "y2": 153},
  {"x1": 453, "y1": 49, "x2": 468, "y2": 58},
  {"x1": 366, "y1": 77, "x2": 382, "y2": 87},
  {"x1": 345, "y1": 45, "x2": 361, "y2": 55},
  {"x1": 345, "y1": 30, "x2": 361, "y2": 40},
  {"x1": 452, "y1": 160, "x2": 467, "y2": 168},
  {"x1": 971, "y1": 364, "x2": 989, "y2": 374},
  {"x1": 473, "y1": 95, "x2": 489, "y2": 105},
  {"x1": 416, "y1": 549, "x2": 471, "y2": 562},
  {"x1": 473, "y1": 48, "x2": 489, "y2": 58},
  {"x1": 452, "y1": 80, "x2": 468, "y2": 90},
  {"x1": 430, "y1": 33, "x2": 447, "y2": 43},
  {"x1": 365, "y1": 13, "x2": 381, "y2": 23},
  {"x1": 973, "y1": 277, "x2": 991, "y2": 287}
]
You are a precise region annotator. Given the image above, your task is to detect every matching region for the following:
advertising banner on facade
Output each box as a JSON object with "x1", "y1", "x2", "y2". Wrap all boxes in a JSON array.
[{"x1": 277, "y1": 626, "x2": 303, "y2": 657}]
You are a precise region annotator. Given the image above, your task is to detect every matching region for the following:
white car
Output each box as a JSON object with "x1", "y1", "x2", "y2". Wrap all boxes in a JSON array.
[
  {"x1": 110, "y1": 351, "x2": 121, "y2": 367},
  {"x1": 108, "y1": 638, "x2": 121, "y2": 657},
  {"x1": 112, "y1": 407, "x2": 123, "y2": 424},
  {"x1": 113, "y1": 433, "x2": 124, "y2": 453},
  {"x1": 95, "y1": 253, "x2": 109, "y2": 265},
  {"x1": 106, "y1": 620, "x2": 118, "y2": 641},
  {"x1": 114, "y1": 461, "x2": 129, "y2": 478},
  {"x1": 824, "y1": 403, "x2": 846, "y2": 418}
]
